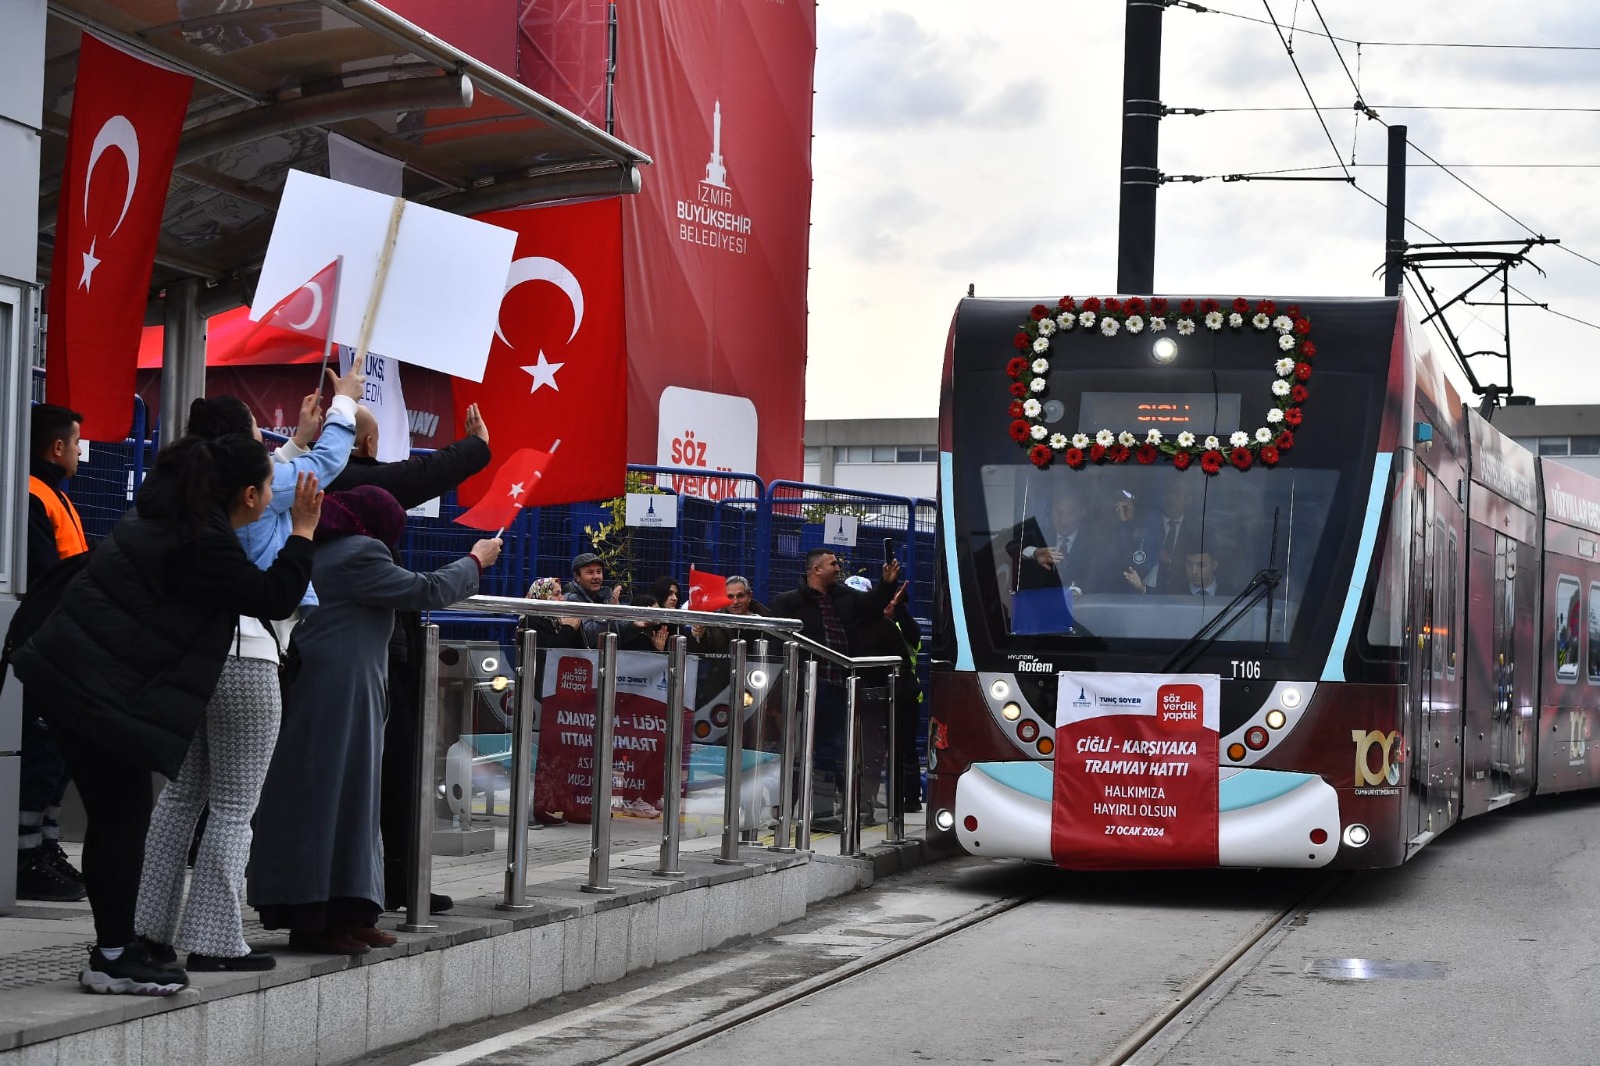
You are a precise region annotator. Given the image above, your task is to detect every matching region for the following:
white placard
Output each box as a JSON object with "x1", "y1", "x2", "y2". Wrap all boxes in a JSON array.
[
  {"x1": 625, "y1": 492, "x2": 679, "y2": 528},
  {"x1": 406, "y1": 497, "x2": 441, "y2": 519},
  {"x1": 252, "y1": 170, "x2": 517, "y2": 382},
  {"x1": 822, "y1": 514, "x2": 859, "y2": 548}
]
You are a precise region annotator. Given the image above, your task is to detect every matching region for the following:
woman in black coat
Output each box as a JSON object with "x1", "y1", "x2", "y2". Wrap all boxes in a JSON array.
[{"x1": 12, "y1": 434, "x2": 322, "y2": 996}]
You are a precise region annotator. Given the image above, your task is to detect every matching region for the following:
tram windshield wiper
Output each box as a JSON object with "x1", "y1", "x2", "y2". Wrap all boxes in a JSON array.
[{"x1": 1160, "y1": 508, "x2": 1282, "y2": 674}]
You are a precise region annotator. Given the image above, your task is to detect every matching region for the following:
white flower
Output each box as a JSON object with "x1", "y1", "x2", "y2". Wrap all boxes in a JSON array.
[
  {"x1": 1273, "y1": 315, "x2": 1294, "y2": 333},
  {"x1": 1150, "y1": 316, "x2": 1167, "y2": 332},
  {"x1": 1031, "y1": 358, "x2": 1050, "y2": 374},
  {"x1": 1272, "y1": 379, "x2": 1292, "y2": 397},
  {"x1": 1228, "y1": 312, "x2": 1244, "y2": 328},
  {"x1": 1204, "y1": 435, "x2": 1221, "y2": 451},
  {"x1": 1256, "y1": 427, "x2": 1275, "y2": 443},
  {"x1": 1029, "y1": 377, "x2": 1047, "y2": 393},
  {"x1": 1125, "y1": 315, "x2": 1145, "y2": 334},
  {"x1": 1204, "y1": 311, "x2": 1224, "y2": 331},
  {"x1": 1177, "y1": 431, "x2": 1196, "y2": 448},
  {"x1": 1071, "y1": 433, "x2": 1090, "y2": 448},
  {"x1": 1057, "y1": 312, "x2": 1076, "y2": 330},
  {"x1": 1230, "y1": 431, "x2": 1250, "y2": 448},
  {"x1": 1100, "y1": 317, "x2": 1120, "y2": 337},
  {"x1": 1096, "y1": 429, "x2": 1115, "y2": 446},
  {"x1": 1177, "y1": 318, "x2": 1196, "y2": 336},
  {"x1": 1267, "y1": 408, "x2": 1285, "y2": 424},
  {"x1": 1049, "y1": 433, "x2": 1069, "y2": 450},
  {"x1": 1023, "y1": 398, "x2": 1043, "y2": 417},
  {"x1": 1079, "y1": 311, "x2": 1096, "y2": 328},
  {"x1": 1030, "y1": 424, "x2": 1048, "y2": 441},
  {"x1": 1032, "y1": 336, "x2": 1051, "y2": 354},
  {"x1": 1145, "y1": 428, "x2": 1163, "y2": 445},
  {"x1": 1252, "y1": 312, "x2": 1271, "y2": 330},
  {"x1": 1037, "y1": 318, "x2": 1056, "y2": 337},
  {"x1": 1276, "y1": 357, "x2": 1296, "y2": 376},
  {"x1": 1278, "y1": 333, "x2": 1297, "y2": 352},
  {"x1": 1118, "y1": 431, "x2": 1136, "y2": 447}
]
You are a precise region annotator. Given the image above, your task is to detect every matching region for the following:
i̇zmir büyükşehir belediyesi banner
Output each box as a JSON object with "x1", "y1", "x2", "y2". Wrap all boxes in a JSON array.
[{"x1": 1052, "y1": 672, "x2": 1220, "y2": 869}]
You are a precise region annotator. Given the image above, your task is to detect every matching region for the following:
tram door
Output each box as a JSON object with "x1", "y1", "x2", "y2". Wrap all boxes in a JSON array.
[
  {"x1": 1490, "y1": 534, "x2": 1532, "y2": 799},
  {"x1": 1406, "y1": 477, "x2": 1434, "y2": 844}
]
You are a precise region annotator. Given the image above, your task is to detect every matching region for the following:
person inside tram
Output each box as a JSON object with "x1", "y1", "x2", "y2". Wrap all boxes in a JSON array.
[
  {"x1": 1011, "y1": 484, "x2": 1104, "y2": 595},
  {"x1": 1138, "y1": 478, "x2": 1203, "y2": 592},
  {"x1": 1184, "y1": 550, "x2": 1228, "y2": 598}
]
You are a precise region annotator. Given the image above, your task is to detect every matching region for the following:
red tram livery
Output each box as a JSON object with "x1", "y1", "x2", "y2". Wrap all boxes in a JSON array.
[{"x1": 927, "y1": 294, "x2": 1599, "y2": 869}]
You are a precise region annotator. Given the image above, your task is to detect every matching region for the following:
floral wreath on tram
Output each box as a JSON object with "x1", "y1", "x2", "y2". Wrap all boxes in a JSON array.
[{"x1": 1005, "y1": 296, "x2": 1314, "y2": 474}]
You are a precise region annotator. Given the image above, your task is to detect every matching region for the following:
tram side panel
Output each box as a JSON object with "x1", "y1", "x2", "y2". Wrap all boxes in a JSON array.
[{"x1": 1534, "y1": 461, "x2": 1600, "y2": 795}]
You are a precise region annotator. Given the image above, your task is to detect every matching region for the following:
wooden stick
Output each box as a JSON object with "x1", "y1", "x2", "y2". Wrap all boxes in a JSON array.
[
  {"x1": 316, "y1": 254, "x2": 344, "y2": 400},
  {"x1": 353, "y1": 197, "x2": 406, "y2": 371}
]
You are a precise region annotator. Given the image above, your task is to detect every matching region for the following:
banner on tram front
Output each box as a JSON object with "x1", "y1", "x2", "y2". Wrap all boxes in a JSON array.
[{"x1": 1051, "y1": 672, "x2": 1220, "y2": 868}]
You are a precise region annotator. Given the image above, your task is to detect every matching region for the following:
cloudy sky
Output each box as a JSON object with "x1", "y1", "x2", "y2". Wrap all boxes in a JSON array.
[{"x1": 803, "y1": 1, "x2": 1600, "y2": 422}]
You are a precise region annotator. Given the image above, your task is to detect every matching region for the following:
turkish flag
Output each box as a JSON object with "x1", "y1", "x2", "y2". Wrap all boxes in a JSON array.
[
  {"x1": 48, "y1": 34, "x2": 194, "y2": 441},
  {"x1": 453, "y1": 447, "x2": 553, "y2": 530},
  {"x1": 454, "y1": 198, "x2": 626, "y2": 509},
  {"x1": 254, "y1": 258, "x2": 339, "y2": 342},
  {"x1": 686, "y1": 568, "x2": 732, "y2": 612}
]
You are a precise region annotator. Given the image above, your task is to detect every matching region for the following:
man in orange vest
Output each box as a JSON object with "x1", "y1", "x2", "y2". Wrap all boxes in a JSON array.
[{"x1": 19, "y1": 404, "x2": 89, "y2": 901}]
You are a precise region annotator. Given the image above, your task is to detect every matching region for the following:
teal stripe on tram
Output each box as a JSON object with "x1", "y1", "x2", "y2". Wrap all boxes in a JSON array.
[
  {"x1": 972, "y1": 760, "x2": 1053, "y2": 802},
  {"x1": 1218, "y1": 768, "x2": 1319, "y2": 812},
  {"x1": 940, "y1": 452, "x2": 975, "y2": 671},
  {"x1": 1321, "y1": 451, "x2": 1394, "y2": 682}
]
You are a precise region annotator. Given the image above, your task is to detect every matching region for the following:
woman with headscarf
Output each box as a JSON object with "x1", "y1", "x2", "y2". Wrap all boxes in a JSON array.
[
  {"x1": 11, "y1": 435, "x2": 321, "y2": 995},
  {"x1": 248, "y1": 486, "x2": 501, "y2": 954}
]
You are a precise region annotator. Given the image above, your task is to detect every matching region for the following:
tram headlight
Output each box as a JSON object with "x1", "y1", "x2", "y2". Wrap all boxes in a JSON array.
[
  {"x1": 748, "y1": 670, "x2": 768, "y2": 689},
  {"x1": 934, "y1": 809, "x2": 955, "y2": 831},
  {"x1": 989, "y1": 679, "x2": 1011, "y2": 701},
  {"x1": 1151, "y1": 337, "x2": 1179, "y2": 364},
  {"x1": 1342, "y1": 823, "x2": 1371, "y2": 848},
  {"x1": 1280, "y1": 687, "x2": 1302, "y2": 709},
  {"x1": 1265, "y1": 709, "x2": 1287, "y2": 730},
  {"x1": 1001, "y1": 701, "x2": 1022, "y2": 721}
]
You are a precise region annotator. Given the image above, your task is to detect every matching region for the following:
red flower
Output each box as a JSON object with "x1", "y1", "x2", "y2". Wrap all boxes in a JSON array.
[
  {"x1": 1007, "y1": 356, "x2": 1029, "y2": 377},
  {"x1": 1105, "y1": 297, "x2": 1124, "y2": 313},
  {"x1": 1127, "y1": 297, "x2": 1147, "y2": 314},
  {"x1": 1284, "y1": 406, "x2": 1303, "y2": 427},
  {"x1": 1259, "y1": 445, "x2": 1280, "y2": 467},
  {"x1": 1257, "y1": 299, "x2": 1276, "y2": 317},
  {"x1": 1083, "y1": 296, "x2": 1102, "y2": 312},
  {"x1": 1014, "y1": 332, "x2": 1030, "y2": 351},
  {"x1": 1031, "y1": 304, "x2": 1050, "y2": 321},
  {"x1": 1294, "y1": 317, "x2": 1311, "y2": 335},
  {"x1": 1010, "y1": 382, "x2": 1028, "y2": 398},
  {"x1": 1180, "y1": 298, "x2": 1197, "y2": 315},
  {"x1": 1058, "y1": 296, "x2": 1076, "y2": 312},
  {"x1": 1200, "y1": 298, "x2": 1220, "y2": 314},
  {"x1": 1171, "y1": 450, "x2": 1193, "y2": 471},
  {"x1": 1029, "y1": 444, "x2": 1052, "y2": 468},
  {"x1": 1136, "y1": 444, "x2": 1158, "y2": 464},
  {"x1": 1008, "y1": 401, "x2": 1025, "y2": 419},
  {"x1": 1299, "y1": 339, "x2": 1317, "y2": 358},
  {"x1": 1275, "y1": 430, "x2": 1295, "y2": 451},
  {"x1": 1200, "y1": 450, "x2": 1225, "y2": 475},
  {"x1": 1291, "y1": 384, "x2": 1308, "y2": 404},
  {"x1": 1108, "y1": 444, "x2": 1130, "y2": 463},
  {"x1": 1010, "y1": 419, "x2": 1031, "y2": 442},
  {"x1": 1230, "y1": 447, "x2": 1253, "y2": 471},
  {"x1": 1285, "y1": 304, "x2": 1301, "y2": 319},
  {"x1": 1151, "y1": 297, "x2": 1170, "y2": 315},
  {"x1": 1232, "y1": 297, "x2": 1250, "y2": 313},
  {"x1": 1089, "y1": 443, "x2": 1107, "y2": 464},
  {"x1": 1295, "y1": 362, "x2": 1312, "y2": 382},
  {"x1": 1065, "y1": 447, "x2": 1086, "y2": 469}
]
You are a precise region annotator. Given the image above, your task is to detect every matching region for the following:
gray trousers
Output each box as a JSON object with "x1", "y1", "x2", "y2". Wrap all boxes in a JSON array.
[{"x1": 135, "y1": 657, "x2": 281, "y2": 958}]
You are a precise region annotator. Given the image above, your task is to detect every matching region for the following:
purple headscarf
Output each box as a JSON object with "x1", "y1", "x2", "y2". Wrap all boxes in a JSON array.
[{"x1": 315, "y1": 485, "x2": 406, "y2": 550}]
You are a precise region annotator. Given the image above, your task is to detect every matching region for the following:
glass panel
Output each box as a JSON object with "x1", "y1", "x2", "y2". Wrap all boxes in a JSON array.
[
  {"x1": 844, "y1": 446, "x2": 873, "y2": 463},
  {"x1": 804, "y1": 446, "x2": 822, "y2": 463},
  {"x1": 1589, "y1": 583, "x2": 1600, "y2": 683},
  {"x1": 872, "y1": 445, "x2": 896, "y2": 462},
  {"x1": 1555, "y1": 576, "x2": 1581, "y2": 683},
  {"x1": 896, "y1": 447, "x2": 922, "y2": 463},
  {"x1": 1572, "y1": 436, "x2": 1600, "y2": 456},
  {"x1": 1539, "y1": 438, "x2": 1571, "y2": 456}
]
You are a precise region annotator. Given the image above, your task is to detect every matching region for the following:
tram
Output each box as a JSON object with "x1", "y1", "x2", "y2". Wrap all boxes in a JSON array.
[{"x1": 926, "y1": 293, "x2": 1600, "y2": 869}]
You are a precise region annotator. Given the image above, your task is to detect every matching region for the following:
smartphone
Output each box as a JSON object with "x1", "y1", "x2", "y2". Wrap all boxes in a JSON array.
[{"x1": 883, "y1": 537, "x2": 895, "y2": 565}]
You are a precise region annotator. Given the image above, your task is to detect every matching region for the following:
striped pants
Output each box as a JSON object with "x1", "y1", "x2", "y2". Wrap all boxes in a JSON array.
[{"x1": 135, "y1": 658, "x2": 281, "y2": 958}]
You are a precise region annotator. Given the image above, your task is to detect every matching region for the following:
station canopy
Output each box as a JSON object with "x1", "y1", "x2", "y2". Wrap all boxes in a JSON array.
[{"x1": 39, "y1": 0, "x2": 652, "y2": 306}]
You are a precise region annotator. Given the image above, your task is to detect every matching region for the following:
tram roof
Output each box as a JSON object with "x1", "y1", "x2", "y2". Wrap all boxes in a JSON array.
[{"x1": 37, "y1": 0, "x2": 652, "y2": 308}]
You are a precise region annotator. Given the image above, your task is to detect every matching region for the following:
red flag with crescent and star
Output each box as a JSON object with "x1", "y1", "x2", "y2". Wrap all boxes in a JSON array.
[
  {"x1": 686, "y1": 568, "x2": 733, "y2": 612},
  {"x1": 452, "y1": 446, "x2": 554, "y2": 531},
  {"x1": 453, "y1": 198, "x2": 627, "y2": 510},
  {"x1": 252, "y1": 258, "x2": 339, "y2": 343},
  {"x1": 47, "y1": 34, "x2": 194, "y2": 441}
]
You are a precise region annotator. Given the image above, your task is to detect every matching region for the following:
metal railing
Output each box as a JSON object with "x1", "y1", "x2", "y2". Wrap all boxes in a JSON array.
[{"x1": 402, "y1": 595, "x2": 911, "y2": 927}]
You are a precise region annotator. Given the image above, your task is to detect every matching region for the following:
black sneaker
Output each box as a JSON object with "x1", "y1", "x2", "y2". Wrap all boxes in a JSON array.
[
  {"x1": 80, "y1": 944, "x2": 188, "y2": 996},
  {"x1": 187, "y1": 949, "x2": 275, "y2": 972},
  {"x1": 40, "y1": 841, "x2": 86, "y2": 887},
  {"x1": 16, "y1": 851, "x2": 87, "y2": 902},
  {"x1": 140, "y1": 937, "x2": 178, "y2": 966}
]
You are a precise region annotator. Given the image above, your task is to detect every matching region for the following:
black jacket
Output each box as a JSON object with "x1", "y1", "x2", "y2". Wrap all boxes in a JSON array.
[
  {"x1": 11, "y1": 495, "x2": 313, "y2": 777},
  {"x1": 770, "y1": 578, "x2": 894, "y2": 658},
  {"x1": 327, "y1": 436, "x2": 491, "y2": 511}
]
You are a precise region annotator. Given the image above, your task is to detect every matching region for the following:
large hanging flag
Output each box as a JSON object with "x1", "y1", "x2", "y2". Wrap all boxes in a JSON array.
[
  {"x1": 47, "y1": 34, "x2": 194, "y2": 441},
  {"x1": 453, "y1": 197, "x2": 627, "y2": 510}
]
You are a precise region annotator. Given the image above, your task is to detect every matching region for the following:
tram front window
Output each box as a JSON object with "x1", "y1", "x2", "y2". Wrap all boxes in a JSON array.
[{"x1": 976, "y1": 461, "x2": 1339, "y2": 650}]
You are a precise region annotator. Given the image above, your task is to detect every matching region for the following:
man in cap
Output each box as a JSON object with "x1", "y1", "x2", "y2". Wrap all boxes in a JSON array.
[{"x1": 564, "y1": 552, "x2": 632, "y2": 647}]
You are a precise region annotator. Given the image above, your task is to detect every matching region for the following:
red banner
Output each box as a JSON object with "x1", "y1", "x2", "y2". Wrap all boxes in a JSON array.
[
  {"x1": 534, "y1": 651, "x2": 696, "y2": 822},
  {"x1": 611, "y1": 0, "x2": 815, "y2": 485},
  {"x1": 1051, "y1": 673, "x2": 1220, "y2": 869},
  {"x1": 49, "y1": 34, "x2": 194, "y2": 441},
  {"x1": 452, "y1": 198, "x2": 627, "y2": 510}
]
